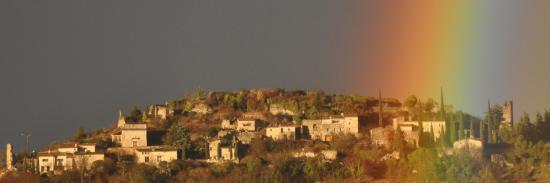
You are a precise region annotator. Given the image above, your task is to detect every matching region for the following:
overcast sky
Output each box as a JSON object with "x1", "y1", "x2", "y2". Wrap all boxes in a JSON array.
[
  {"x1": 2, "y1": 1, "x2": 550, "y2": 152},
  {"x1": 0, "y1": 1, "x2": 366, "y2": 151}
]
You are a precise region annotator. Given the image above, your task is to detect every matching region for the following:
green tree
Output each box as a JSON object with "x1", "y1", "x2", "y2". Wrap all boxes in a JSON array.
[
  {"x1": 404, "y1": 95, "x2": 418, "y2": 118},
  {"x1": 127, "y1": 106, "x2": 142, "y2": 122},
  {"x1": 516, "y1": 112, "x2": 535, "y2": 142},
  {"x1": 535, "y1": 112, "x2": 544, "y2": 140},
  {"x1": 192, "y1": 86, "x2": 207, "y2": 101},
  {"x1": 408, "y1": 148, "x2": 438, "y2": 182},
  {"x1": 542, "y1": 110, "x2": 550, "y2": 141},
  {"x1": 126, "y1": 164, "x2": 168, "y2": 183},
  {"x1": 449, "y1": 113, "x2": 456, "y2": 144},
  {"x1": 391, "y1": 127, "x2": 408, "y2": 155},
  {"x1": 165, "y1": 123, "x2": 191, "y2": 159},
  {"x1": 457, "y1": 111, "x2": 464, "y2": 140},
  {"x1": 435, "y1": 153, "x2": 480, "y2": 183},
  {"x1": 73, "y1": 126, "x2": 86, "y2": 141}
]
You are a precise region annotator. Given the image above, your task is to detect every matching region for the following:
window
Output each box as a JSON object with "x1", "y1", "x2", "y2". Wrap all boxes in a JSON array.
[
  {"x1": 145, "y1": 156, "x2": 150, "y2": 162},
  {"x1": 56, "y1": 159, "x2": 63, "y2": 166},
  {"x1": 133, "y1": 141, "x2": 137, "y2": 147},
  {"x1": 42, "y1": 159, "x2": 48, "y2": 162},
  {"x1": 46, "y1": 166, "x2": 50, "y2": 171},
  {"x1": 157, "y1": 156, "x2": 162, "y2": 162},
  {"x1": 41, "y1": 166, "x2": 44, "y2": 172}
]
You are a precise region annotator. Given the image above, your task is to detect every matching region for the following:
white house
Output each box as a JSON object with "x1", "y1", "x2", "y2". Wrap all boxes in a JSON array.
[
  {"x1": 266, "y1": 125, "x2": 301, "y2": 141},
  {"x1": 37, "y1": 143, "x2": 104, "y2": 174},
  {"x1": 134, "y1": 147, "x2": 178, "y2": 166}
]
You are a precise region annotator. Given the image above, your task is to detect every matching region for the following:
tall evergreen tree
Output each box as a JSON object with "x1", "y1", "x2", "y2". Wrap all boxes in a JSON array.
[
  {"x1": 457, "y1": 111, "x2": 464, "y2": 140},
  {"x1": 440, "y1": 88, "x2": 446, "y2": 121},
  {"x1": 418, "y1": 100, "x2": 425, "y2": 147},
  {"x1": 516, "y1": 112, "x2": 534, "y2": 142},
  {"x1": 535, "y1": 112, "x2": 544, "y2": 141},
  {"x1": 543, "y1": 110, "x2": 550, "y2": 141},
  {"x1": 429, "y1": 125, "x2": 435, "y2": 148},
  {"x1": 470, "y1": 116, "x2": 474, "y2": 139},
  {"x1": 480, "y1": 119, "x2": 485, "y2": 142},
  {"x1": 165, "y1": 123, "x2": 191, "y2": 160},
  {"x1": 449, "y1": 113, "x2": 456, "y2": 144},
  {"x1": 487, "y1": 100, "x2": 493, "y2": 143}
]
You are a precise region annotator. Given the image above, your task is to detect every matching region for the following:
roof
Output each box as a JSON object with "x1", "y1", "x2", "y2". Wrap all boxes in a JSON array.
[
  {"x1": 266, "y1": 123, "x2": 300, "y2": 128},
  {"x1": 135, "y1": 147, "x2": 178, "y2": 152},
  {"x1": 79, "y1": 143, "x2": 97, "y2": 146},
  {"x1": 58, "y1": 143, "x2": 78, "y2": 149},
  {"x1": 73, "y1": 152, "x2": 104, "y2": 155},
  {"x1": 38, "y1": 151, "x2": 103, "y2": 157},
  {"x1": 37, "y1": 151, "x2": 69, "y2": 156}
]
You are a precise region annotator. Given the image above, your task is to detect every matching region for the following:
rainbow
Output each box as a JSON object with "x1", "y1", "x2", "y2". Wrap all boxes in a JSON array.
[{"x1": 346, "y1": 1, "x2": 550, "y2": 116}]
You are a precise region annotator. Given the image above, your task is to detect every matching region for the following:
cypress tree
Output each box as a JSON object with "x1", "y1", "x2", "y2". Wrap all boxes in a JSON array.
[
  {"x1": 449, "y1": 113, "x2": 456, "y2": 144},
  {"x1": 418, "y1": 100, "x2": 425, "y2": 147},
  {"x1": 457, "y1": 111, "x2": 464, "y2": 140},
  {"x1": 470, "y1": 115, "x2": 474, "y2": 139},
  {"x1": 440, "y1": 88, "x2": 446, "y2": 121},
  {"x1": 429, "y1": 125, "x2": 435, "y2": 147},
  {"x1": 479, "y1": 120, "x2": 485, "y2": 142}
]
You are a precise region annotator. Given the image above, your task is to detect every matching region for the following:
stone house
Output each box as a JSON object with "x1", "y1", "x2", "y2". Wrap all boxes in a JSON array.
[
  {"x1": 393, "y1": 118, "x2": 446, "y2": 141},
  {"x1": 236, "y1": 119, "x2": 260, "y2": 132},
  {"x1": 221, "y1": 119, "x2": 236, "y2": 130},
  {"x1": 221, "y1": 118, "x2": 261, "y2": 132},
  {"x1": 111, "y1": 112, "x2": 148, "y2": 148},
  {"x1": 37, "y1": 143, "x2": 104, "y2": 174},
  {"x1": 266, "y1": 125, "x2": 301, "y2": 141},
  {"x1": 369, "y1": 127, "x2": 391, "y2": 147},
  {"x1": 302, "y1": 114, "x2": 363, "y2": 141},
  {"x1": 501, "y1": 101, "x2": 513, "y2": 128},
  {"x1": 208, "y1": 136, "x2": 241, "y2": 163},
  {"x1": 134, "y1": 146, "x2": 178, "y2": 167},
  {"x1": 148, "y1": 104, "x2": 174, "y2": 120},
  {"x1": 453, "y1": 139, "x2": 483, "y2": 159},
  {"x1": 394, "y1": 124, "x2": 420, "y2": 147}
]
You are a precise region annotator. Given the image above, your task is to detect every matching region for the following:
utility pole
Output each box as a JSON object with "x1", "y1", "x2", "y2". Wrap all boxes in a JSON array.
[{"x1": 379, "y1": 89, "x2": 383, "y2": 127}]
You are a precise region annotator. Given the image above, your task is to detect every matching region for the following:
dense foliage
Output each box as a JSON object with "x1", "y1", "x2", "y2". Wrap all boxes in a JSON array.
[{"x1": 4, "y1": 88, "x2": 550, "y2": 183}]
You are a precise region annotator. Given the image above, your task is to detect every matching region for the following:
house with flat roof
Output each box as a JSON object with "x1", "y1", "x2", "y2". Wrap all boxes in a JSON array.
[
  {"x1": 302, "y1": 114, "x2": 363, "y2": 141},
  {"x1": 266, "y1": 124, "x2": 301, "y2": 141},
  {"x1": 37, "y1": 143, "x2": 104, "y2": 174},
  {"x1": 208, "y1": 135, "x2": 241, "y2": 163},
  {"x1": 111, "y1": 111, "x2": 148, "y2": 148},
  {"x1": 134, "y1": 146, "x2": 178, "y2": 166}
]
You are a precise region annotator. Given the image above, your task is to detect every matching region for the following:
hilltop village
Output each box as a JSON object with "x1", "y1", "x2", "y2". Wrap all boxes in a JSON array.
[{"x1": 2, "y1": 88, "x2": 550, "y2": 183}]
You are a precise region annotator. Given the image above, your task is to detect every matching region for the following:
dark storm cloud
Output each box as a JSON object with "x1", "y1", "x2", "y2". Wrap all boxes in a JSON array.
[{"x1": 0, "y1": 1, "x2": 364, "y2": 150}]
